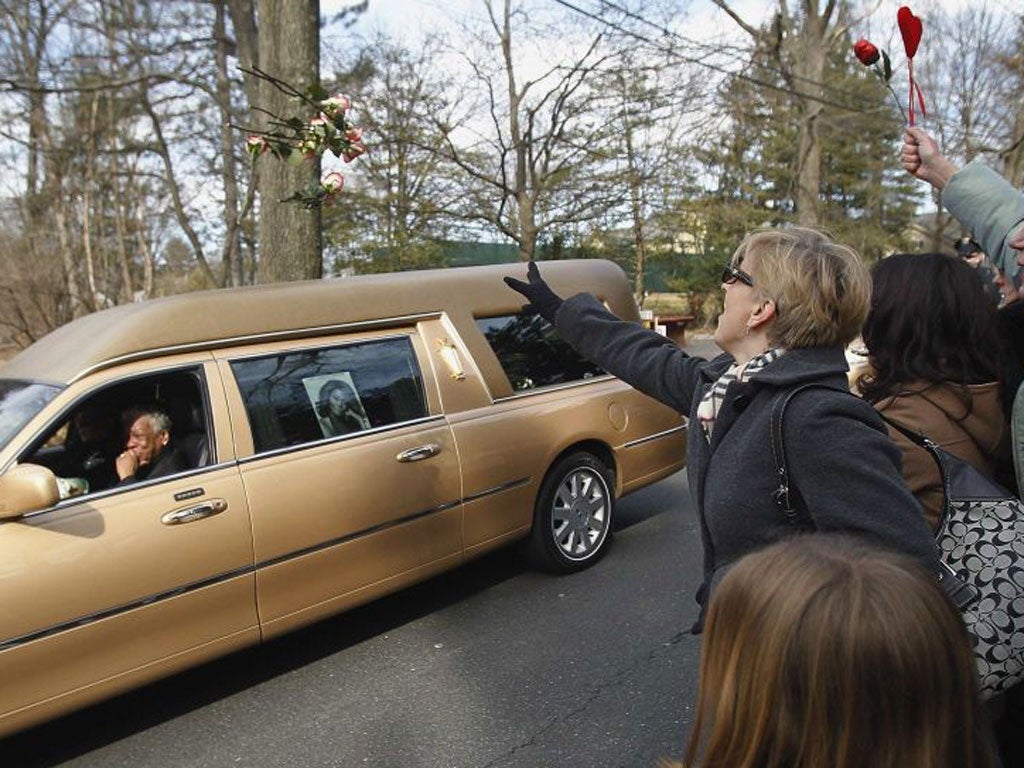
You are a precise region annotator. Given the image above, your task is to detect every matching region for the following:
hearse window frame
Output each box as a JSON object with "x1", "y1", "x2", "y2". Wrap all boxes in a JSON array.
[
  {"x1": 228, "y1": 333, "x2": 433, "y2": 459},
  {"x1": 475, "y1": 311, "x2": 610, "y2": 396},
  {"x1": 14, "y1": 364, "x2": 216, "y2": 512}
]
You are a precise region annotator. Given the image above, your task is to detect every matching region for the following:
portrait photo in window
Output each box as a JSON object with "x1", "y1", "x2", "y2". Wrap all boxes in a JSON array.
[{"x1": 304, "y1": 373, "x2": 371, "y2": 438}]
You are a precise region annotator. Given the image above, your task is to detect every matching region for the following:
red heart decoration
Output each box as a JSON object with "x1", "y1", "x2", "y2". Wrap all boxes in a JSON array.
[{"x1": 898, "y1": 6, "x2": 922, "y2": 59}]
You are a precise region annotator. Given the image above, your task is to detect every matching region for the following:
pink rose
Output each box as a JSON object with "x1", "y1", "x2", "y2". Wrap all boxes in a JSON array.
[
  {"x1": 342, "y1": 142, "x2": 367, "y2": 163},
  {"x1": 322, "y1": 171, "x2": 345, "y2": 193},
  {"x1": 246, "y1": 135, "x2": 269, "y2": 157},
  {"x1": 320, "y1": 94, "x2": 351, "y2": 117}
]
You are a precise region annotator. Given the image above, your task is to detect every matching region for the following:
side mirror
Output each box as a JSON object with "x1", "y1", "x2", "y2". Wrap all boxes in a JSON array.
[{"x1": 0, "y1": 463, "x2": 60, "y2": 519}]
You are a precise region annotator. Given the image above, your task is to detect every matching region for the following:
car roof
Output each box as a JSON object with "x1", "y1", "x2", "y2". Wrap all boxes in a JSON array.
[{"x1": 1, "y1": 259, "x2": 637, "y2": 385}]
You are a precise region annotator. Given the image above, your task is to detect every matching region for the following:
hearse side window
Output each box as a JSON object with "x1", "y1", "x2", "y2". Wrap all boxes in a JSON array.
[
  {"x1": 20, "y1": 368, "x2": 209, "y2": 499},
  {"x1": 230, "y1": 336, "x2": 428, "y2": 454},
  {"x1": 476, "y1": 314, "x2": 604, "y2": 392}
]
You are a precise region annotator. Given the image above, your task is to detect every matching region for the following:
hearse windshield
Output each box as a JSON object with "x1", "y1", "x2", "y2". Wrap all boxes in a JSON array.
[{"x1": 0, "y1": 380, "x2": 62, "y2": 454}]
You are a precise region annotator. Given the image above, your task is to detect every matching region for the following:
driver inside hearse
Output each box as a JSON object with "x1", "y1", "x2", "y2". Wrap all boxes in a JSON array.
[
  {"x1": 113, "y1": 406, "x2": 187, "y2": 486},
  {"x1": 25, "y1": 373, "x2": 208, "y2": 500}
]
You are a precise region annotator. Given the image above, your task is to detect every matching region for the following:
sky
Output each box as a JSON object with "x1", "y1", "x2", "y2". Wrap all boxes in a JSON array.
[
  {"x1": 322, "y1": 0, "x2": 984, "y2": 45},
  {"x1": 319, "y1": 0, "x2": 987, "y2": 101}
]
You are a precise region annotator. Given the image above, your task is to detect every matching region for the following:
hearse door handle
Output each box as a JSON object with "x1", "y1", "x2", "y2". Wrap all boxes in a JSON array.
[
  {"x1": 396, "y1": 444, "x2": 441, "y2": 463},
  {"x1": 161, "y1": 498, "x2": 228, "y2": 525}
]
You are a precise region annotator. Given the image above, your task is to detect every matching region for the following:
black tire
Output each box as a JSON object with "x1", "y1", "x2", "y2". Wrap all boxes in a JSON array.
[{"x1": 528, "y1": 451, "x2": 614, "y2": 573}]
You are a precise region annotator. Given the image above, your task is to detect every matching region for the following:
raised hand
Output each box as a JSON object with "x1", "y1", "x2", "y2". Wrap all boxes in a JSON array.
[{"x1": 503, "y1": 261, "x2": 564, "y2": 324}]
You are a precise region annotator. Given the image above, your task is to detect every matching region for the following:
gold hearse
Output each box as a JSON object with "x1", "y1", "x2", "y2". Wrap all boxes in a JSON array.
[{"x1": 0, "y1": 259, "x2": 686, "y2": 736}]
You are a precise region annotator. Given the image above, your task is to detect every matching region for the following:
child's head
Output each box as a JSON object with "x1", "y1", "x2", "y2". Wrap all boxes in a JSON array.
[{"x1": 680, "y1": 534, "x2": 990, "y2": 768}]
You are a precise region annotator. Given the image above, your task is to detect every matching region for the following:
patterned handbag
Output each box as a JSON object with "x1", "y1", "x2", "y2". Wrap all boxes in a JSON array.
[
  {"x1": 879, "y1": 415, "x2": 1024, "y2": 700},
  {"x1": 770, "y1": 385, "x2": 1024, "y2": 700}
]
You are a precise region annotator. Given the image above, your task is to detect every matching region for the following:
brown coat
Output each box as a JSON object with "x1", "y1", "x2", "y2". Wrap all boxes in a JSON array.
[{"x1": 875, "y1": 381, "x2": 1008, "y2": 530}]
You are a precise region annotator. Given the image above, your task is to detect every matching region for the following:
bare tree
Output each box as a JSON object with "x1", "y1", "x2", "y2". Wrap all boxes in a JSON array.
[
  {"x1": 598, "y1": 45, "x2": 704, "y2": 301},
  {"x1": 712, "y1": 0, "x2": 873, "y2": 226},
  {"x1": 911, "y1": 3, "x2": 1017, "y2": 246},
  {"x1": 324, "y1": 33, "x2": 468, "y2": 273},
  {"x1": 0, "y1": 0, "x2": 84, "y2": 324},
  {"x1": 1000, "y1": 26, "x2": 1024, "y2": 187},
  {"x1": 442, "y1": 0, "x2": 626, "y2": 260}
]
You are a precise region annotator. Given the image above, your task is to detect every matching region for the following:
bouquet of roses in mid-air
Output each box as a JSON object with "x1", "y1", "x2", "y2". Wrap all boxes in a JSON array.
[
  {"x1": 853, "y1": 5, "x2": 926, "y2": 126},
  {"x1": 241, "y1": 66, "x2": 367, "y2": 209}
]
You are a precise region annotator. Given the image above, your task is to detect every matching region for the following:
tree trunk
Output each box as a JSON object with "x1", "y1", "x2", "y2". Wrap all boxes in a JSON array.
[
  {"x1": 227, "y1": 0, "x2": 260, "y2": 104},
  {"x1": 622, "y1": 106, "x2": 646, "y2": 301},
  {"x1": 82, "y1": 92, "x2": 101, "y2": 307},
  {"x1": 1002, "y1": 60, "x2": 1024, "y2": 186},
  {"x1": 714, "y1": 1, "x2": 840, "y2": 227},
  {"x1": 256, "y1": 0, "x2": 322, "y2": 283},
  {"x1": 790, "y1": 11, "x2": 828, "y2": 226},
  {"x1": 140, "y1": 91, "x2": 219, "y2": 288},
  {"x1": 214, "y1": 0, "x2": 244, "y2": 287},
  {"x1": 494, "y1": 0, "x2": 533, "y2": 262}
]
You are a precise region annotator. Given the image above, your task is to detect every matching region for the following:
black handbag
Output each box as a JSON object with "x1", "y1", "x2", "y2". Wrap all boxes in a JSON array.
[{"x1": 770, "y1": 384, "x2": 1024, "y2": 701}]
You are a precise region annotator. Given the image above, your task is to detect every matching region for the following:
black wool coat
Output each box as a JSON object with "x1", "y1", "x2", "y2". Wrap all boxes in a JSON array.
[{"x1": 555, "y1": 294, "x2": 939, "y2": 629}]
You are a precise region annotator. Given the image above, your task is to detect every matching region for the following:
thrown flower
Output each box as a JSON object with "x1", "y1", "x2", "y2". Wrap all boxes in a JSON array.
[
  {"x1": 897, "y1": 5, "x2": 926, "y2": 125},
  {"x1": 320, "y1": 94, "x2": 351, "y2": 119},
  {"x1": 342, "y1": 141, "x2": 367, "y2": 163},
  {"x1": 322, "y1": 171, "x2": 345, "y2": 194},
  {"x1": 246, "y1": 135, "x2": 269, "y2": 158},
  {"x1": 238, "y1": 77, "x2": 366, "y2": 208}
]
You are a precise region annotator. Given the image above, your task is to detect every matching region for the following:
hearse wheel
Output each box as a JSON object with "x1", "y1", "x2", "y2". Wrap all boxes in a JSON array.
[{"x1": 529, "y1": 451, "x2": 614, "y2": 573}]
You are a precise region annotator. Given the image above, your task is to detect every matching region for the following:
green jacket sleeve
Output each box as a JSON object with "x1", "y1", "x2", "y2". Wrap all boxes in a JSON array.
[{"x1": 944, "y1": 159, "x2": 1024, "y2": 278}]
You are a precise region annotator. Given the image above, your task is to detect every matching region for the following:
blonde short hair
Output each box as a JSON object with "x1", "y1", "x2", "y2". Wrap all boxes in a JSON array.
[{"x1": 732, "y1": 227, "x2": 870, "y2": 349}]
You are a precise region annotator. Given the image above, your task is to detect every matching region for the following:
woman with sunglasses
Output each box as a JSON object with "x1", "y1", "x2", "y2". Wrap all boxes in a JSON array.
[{"x1": 505, "y1": 226, "x2": 938, "y2": 631}]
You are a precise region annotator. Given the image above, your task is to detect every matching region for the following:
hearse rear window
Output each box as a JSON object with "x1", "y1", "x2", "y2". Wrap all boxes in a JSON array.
[
  {"x1": 230, "y1": 337, "x2": 428, "y2": 453},
  {"x1": 477, "y1": 314, "x2": 604, "y2": 392}
]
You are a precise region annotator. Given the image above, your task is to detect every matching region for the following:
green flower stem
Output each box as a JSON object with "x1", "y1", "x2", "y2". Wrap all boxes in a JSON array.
[{"x1": 885, "y1": 82, "x2": 909, "y2": 124}]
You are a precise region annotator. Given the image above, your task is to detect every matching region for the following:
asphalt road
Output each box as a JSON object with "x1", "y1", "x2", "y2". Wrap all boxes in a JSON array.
[{"x1": 1, "y1": 468, "x2": 704, "y2": 768}]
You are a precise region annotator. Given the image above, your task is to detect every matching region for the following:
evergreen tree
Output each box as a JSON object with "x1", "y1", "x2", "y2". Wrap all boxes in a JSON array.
[{"x1": 687, "y1": 21, "x2": 920, "y2": 272}]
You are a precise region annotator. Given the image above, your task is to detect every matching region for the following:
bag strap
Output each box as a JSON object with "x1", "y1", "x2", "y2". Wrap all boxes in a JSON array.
[
  {"x1": 772, "y1": 386, "x2": 978, "y2": 610},
  {"x1": 876, "y1": 410, "x2": 937, "y2": 450},
  {"x1": 869, "y1": 411, "x2": 979, "y2": 609},
  {"x1": 874, "y1": 409, "x2": 958, "y2": 519},
  {"x1": 769, "y1": 383, "x2": 846, "y2": 528}
]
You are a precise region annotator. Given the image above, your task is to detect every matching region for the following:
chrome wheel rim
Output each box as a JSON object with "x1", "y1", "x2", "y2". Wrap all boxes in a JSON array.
[{"x1": 550, "y1": 467, "x2": 609, "y2": 561}]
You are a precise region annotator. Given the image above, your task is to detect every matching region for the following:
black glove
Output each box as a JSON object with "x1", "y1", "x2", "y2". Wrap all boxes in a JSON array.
[{"x1": 503, "y1": 261, "x2": 564, "y2": 324}]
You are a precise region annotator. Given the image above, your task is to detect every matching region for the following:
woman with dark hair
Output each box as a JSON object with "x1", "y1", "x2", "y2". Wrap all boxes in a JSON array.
[
  {"x1": 857, "y1": 252, "x2": 1009, "y2": 529},
  {"x1": 669, "y1": 534, "x2": 993, "y2": 768},
  {"x1": 316, "y1": 378, "x2": 369, "y2": 436}
]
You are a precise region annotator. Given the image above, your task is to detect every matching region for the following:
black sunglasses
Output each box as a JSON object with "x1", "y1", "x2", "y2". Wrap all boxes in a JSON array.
[{"x1": 722, "y1": 264, "x2": 755, "y2": 287}]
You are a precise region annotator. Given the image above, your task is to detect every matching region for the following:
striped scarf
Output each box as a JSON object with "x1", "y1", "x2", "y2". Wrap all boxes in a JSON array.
[{"x1": 697, "y1": 348, "x2": 783, "y2": 440}]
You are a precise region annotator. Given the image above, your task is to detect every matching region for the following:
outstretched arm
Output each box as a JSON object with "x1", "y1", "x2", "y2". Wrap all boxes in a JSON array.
[{"x1": 504, "y1": 261, "x2": 715, "y2": 414}]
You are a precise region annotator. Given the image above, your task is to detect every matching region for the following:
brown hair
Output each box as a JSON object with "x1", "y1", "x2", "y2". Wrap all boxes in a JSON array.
[
  {"x1": 671, "y1": 534, "x2": 991, "y2": 768},
  {"x1": 733, "y1": 227, "x2": 870, "y2": 349},
  {"x1": 857, "y1": 252, "x2": 1003, "y2": 404}
]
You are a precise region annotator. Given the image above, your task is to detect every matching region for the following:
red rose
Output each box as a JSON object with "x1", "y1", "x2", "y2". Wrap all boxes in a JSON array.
[{"x1": 854, "y1": 39, "x2": 880, "y2": 66}]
